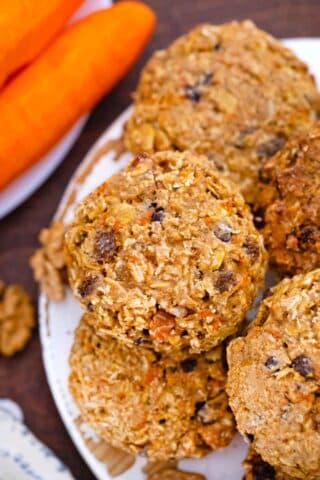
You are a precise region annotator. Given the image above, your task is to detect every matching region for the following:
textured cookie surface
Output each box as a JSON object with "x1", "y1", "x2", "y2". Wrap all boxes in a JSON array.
[
  {"x1": 255, "y1": 123, "x2": 320, "y2": 275},
  {"x1": 65, "y1": 150, "x2": 266, "y2": 353},
  {"x1": 124, "y1": 21, "x2": 320, "y2": 203},
  {"x1": 243, "y1": 446, "x2": 294, "y2": 480},
  {"x1": 227, "y1": 270, "x2": 320, "y2": 479},
  {"x1": 69, "y1": 315, "x2": 235, "y2": 460}
]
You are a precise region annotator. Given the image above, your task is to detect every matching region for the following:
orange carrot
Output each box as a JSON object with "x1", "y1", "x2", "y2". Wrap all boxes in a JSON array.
[
  {"x1": 0, "y1": 2, "x2": 156, "y2": 190},
  {"x1": 0, "y1": 0, "x2": 83, "y2": 87}
]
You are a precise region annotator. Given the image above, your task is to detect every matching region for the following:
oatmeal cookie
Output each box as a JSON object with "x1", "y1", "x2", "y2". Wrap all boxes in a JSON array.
[
  {"x1": 255, "y1": 123, "x2": 320, "y2": 275},
  {"x1": 124, "y1": 21, "x2": 320, "y2": 204},
  {"x1": 69, "y1": 314, "x2": 235, "y2": 460},
  {"x1": 65, "y1": 150, "x2": 266, "y2": 354},
  {"x1": 227, "y1": 270, "x2": 320, "y2": 479}
]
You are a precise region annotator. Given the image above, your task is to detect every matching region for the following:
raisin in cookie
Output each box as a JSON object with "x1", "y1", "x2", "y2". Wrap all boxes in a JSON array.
[
  {"x1": 65, "y1": 150, "x2": 266, "y2": 354},
  {"x1": 124, "y1": 21, "x2": 320, "y2": 204},
  {"x1": 69, "y1": 314, "x2": 235, "y2": 460},
  {"x1": 255, "y1": 123, "x2": 320, "y2": 275},
  {"x1": 243, "y1": 446, "x2": 295, "y2": 480},
  {"x1": 227, "y1": 270, "x2": 320, "y2": 479}
]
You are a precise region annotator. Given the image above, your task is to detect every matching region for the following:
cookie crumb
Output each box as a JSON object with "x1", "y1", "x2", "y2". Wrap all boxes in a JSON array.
[
  {"x1": 143, "y1": 460, "x2": 178, "y2": 477},
  {"x1": 144, "y1": 460, "x2": 206, "y2": 480}
]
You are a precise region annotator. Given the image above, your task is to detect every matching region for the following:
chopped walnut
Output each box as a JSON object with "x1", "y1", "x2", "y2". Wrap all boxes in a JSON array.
[
  {"x1": 30, "y1": 221, "x2": 66, "y2": 301},
  {"x1": 143, "y1": 460, "x2": 178, "y2": 477},
  {"x1": 0, "y1": 281, "x2": 35, "y2": 356},
  {"x1": 144, "y1": 461, "x2": 206, "y2": 480}
]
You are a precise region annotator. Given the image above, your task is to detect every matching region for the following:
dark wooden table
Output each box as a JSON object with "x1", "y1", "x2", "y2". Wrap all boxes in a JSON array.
[{"x1": 0, "y1": 1, "x2": 319, "y2": 478}]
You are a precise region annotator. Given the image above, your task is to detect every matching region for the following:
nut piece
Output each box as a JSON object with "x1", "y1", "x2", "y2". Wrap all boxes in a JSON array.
[
  {"x1": 30, "y1": 221, "x2": 66, "y2": 301},
  {"x1": 0, "y1": 281, "x2": 35, "y2": 356}
]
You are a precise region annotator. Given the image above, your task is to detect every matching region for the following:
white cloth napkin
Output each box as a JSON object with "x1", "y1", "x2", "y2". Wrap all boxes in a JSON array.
[{"x1": 0, "y1": 399, "x2": 75, "y2": 480}]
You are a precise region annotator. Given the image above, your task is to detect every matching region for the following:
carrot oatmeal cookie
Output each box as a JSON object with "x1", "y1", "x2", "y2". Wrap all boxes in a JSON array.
[
  {"x1": 64, "y1": 150, "x2": 266, "y2": 354},
  {"x1": 124, "y1": 21, "x2": 320, "y2": 204},
  {"x1": 227, "y1": 269, "x2": 320, "y2": 479},
  {"x1": 255, "y1": 123, "x2": 320, "y2": 275},
  {"x1": 69, "y1": 314, "x2": 235, "y2": 460}
]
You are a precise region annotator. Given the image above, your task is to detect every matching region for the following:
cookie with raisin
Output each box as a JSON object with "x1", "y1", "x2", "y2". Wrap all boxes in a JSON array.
[
  {"x1": 255, "y1": 123, "x2": 320, "y2": 275},
  {"x1": 227, "y1": 269, "x2": 320, "y2": 479},
  {"x1": 124, "y1": 21, "x2": 320, "y2": 204},
  {"x1": 65, "y1": 150, "x2": 266, "y2": 353},
  {"x1": 69, "y1": 314, "x2": 235, "y2": 460}
]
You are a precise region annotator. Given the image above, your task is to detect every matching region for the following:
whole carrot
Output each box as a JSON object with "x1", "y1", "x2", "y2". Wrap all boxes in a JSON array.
[
  {"x1": 0, "y1": 2, "x2": 156, "y2": 190},
  {"x1": 0, "y1": 0, "x2": 83, "y2": 88}
]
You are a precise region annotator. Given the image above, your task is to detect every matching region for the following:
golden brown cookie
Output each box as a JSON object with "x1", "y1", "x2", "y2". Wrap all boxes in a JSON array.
[
  {"x1": 69, "y1": 314, "x2": 236, "y2": 461},
  {"x1": 124, "y1": 21, "x2": 320, "y2": 204},
  {"x1": 227, "y1": 270, "x2": 320, "y2": 479},
  {"x1": 254, "y1": 123, "x2": 320, "y2": 275},
  {"x1": 65, "y1": 150, "x2": 266, "y2": 354}
]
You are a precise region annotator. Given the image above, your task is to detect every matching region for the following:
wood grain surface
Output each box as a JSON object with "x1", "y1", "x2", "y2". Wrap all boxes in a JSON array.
[{"x1": 0, "y1": 1, "x2": 319, "y2": 478}]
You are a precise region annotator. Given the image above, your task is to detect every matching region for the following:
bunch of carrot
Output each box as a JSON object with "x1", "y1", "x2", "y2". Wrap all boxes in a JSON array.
[{"x1": 0, "y1": 0, "x2": 156, "y2": 190}]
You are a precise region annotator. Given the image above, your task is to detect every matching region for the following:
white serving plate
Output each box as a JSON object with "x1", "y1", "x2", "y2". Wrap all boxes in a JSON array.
[
  {"x1": 39, "y1": 39, "x2": 320, "y2": 480},
  {"x1": 0, "y1": 0, "x2": 111, "y2": 220}
]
